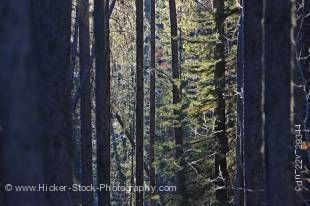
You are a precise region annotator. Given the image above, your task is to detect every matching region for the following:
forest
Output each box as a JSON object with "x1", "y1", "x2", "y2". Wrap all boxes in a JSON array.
[{"x1": 0, "y1": 0, "x2": 310, "y2": 205}]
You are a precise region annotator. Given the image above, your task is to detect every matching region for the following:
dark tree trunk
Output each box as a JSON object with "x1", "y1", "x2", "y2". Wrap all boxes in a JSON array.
[
  {"x1": 243, "y1": 0, "x2": 265, "y2": 205},
  {"x1": 264, "y1": 0, "x2": 295, "y2": 205},
  {"x1": 168, "y1": 0, "x2": 187, "y2": 204},
  {"x1": 235, "y1": 1, "x2": 244, "y2": 204},
  {"x1": 0, "y1": 1, "x2": 48, "y2": 205},
  {"x1": 94, "y1": 0, "x2": 111, "y2": 205},
  {"x1": 31, "y1": 1, "x2": 74, "y2": 205},
  {"x1": 213, "y1": 0, "x2": 229, "y2": 203},
  {"x1": 135, "y1": 0, "x2": 144, "y2": 205},
  {"x1": 78, "y1": 0, "x2": 93, "y2": 205},
  {"x1": 149, "y1": 0, "x2": 156, "y2": 205}
]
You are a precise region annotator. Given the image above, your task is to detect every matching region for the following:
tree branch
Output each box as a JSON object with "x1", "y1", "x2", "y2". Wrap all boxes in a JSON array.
[
  {"x1": 113, "y1": 111, "x2": 150, "y2": 176},
  {"x1": 114, "y1": 112, "x2": 135, "y2": 147},
  {"x1": 224, "y1": 7, "x2": 240, "y2": 19},
  {"x1": 108, "y1": 0, "x2": 117, "y2": 18}
]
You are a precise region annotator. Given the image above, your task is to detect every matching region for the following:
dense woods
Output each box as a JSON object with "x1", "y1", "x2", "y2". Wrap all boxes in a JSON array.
[{"x1": 1, "y1": 0, "x2": 310, "y2": 205}]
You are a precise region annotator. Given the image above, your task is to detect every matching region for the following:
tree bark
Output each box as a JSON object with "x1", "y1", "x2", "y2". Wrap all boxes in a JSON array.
[
  {"x1": 78, "y1": 0, "x2": 93, "y2": 205},
  {"x1": 31, "y1": 1, "x2": 74, "y2": 205},
  {"x1": 0, "y1": 1, "x2": 48, "y2": 205},
  {"x1": 168, "y1": 0, "x2": 187, "y2": 204},
  {"x1": 94, "y1": 0, "x2": 111, "y2": 205},
  {"x1": 243, "y1": 0, "x2": 265, "y2": 205},
  {"x1": 149, "y1": 0, "x2": 156, "y2": 205},
  {"x1": 135, "y1": 0, "x2": 144, "y2": 205},
  {"x1": 235, "y1": 1, "x2": 244, "y2": 204},
  {"x1": 71, "y1": 4, "x2": 81, "y2": 206},
  {"x1": 213, "y1": 0, "x2": 229, "y2": 203},
  {"x1": 264, "y1": 0, "x2": 296, "y2": 205}
]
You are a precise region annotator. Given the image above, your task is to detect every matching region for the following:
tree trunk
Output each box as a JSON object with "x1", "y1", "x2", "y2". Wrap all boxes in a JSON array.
[
  {"x1": 31, "y1": 1, "x2": 74, "y2": 205},
  {"x1": 0, "y1": 1, "x2": 48, "y2": 205},
  {"x1": 264, "y1": 0, "x2": 296, "y2": 205},
  {"x1": 111, "y1": 131, "x2": 126, "y2": 204},
  {"x1": 168, "y1": 0, "x2": 187, "y2": 204},
  {"x1": 213, "y1": 0, "x2": 229, "y2": 203},
  {"x1": 243, "y1": 0, "x2": 265, "y2": 205},
  {"x1": 71, "y1": 4, "x2": 81, "y2": 206},
  {"x1": 149, "y1": 0, "x2": 156, "y2": 205},
  {"x1": 235, "y1": 1, "x2": 244, "y2": 204},
  {"x1": 78, "y1": 0, "x2": 93, "y2": 205},
  {"x1": 135, "y1": 0, "x2": 144, "y2": 205},
  {"x1": 94, "y1": 0, "x2": 111, "y2": 205},
  {"x1": 130, "y1": 143, "x2": 135, "y2": 206}
]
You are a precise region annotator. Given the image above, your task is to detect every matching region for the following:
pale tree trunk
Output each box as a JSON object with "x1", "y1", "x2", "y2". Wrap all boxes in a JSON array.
[
  {"x1": 235, "y1": 1, "x2": 244, "y2": 204},
  {"x1": 71, "y1": 8, "x2": 81, "y2": 206},
  {"x1": 111, "y1": 131, "x2": 126, "y2": 204}
]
